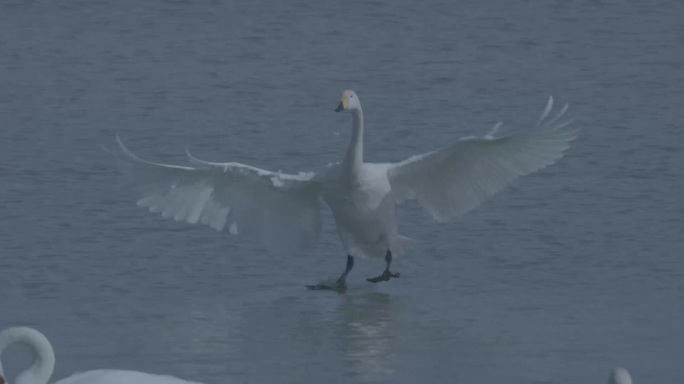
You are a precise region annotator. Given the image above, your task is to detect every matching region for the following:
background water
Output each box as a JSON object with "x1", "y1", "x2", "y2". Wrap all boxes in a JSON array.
[{"x1": 1, "y1": 1, "x2": 683, "y2": 383}]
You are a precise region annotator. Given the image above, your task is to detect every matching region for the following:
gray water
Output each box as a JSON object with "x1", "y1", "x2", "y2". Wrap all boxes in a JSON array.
[{"x1": 1, "y1": 1, "x2": 683, "y2": 383}]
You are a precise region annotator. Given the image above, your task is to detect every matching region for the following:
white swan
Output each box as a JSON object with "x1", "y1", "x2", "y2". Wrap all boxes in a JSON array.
[
  {"x1": 115, "y1": 90, "x2": 576, "y2": 291},
  {"x1": 0, "y1": 327, "x2": 204, "y2": 384},
  {"x1": 608, "y1": 367, "x2": 633, "y2": 384}
]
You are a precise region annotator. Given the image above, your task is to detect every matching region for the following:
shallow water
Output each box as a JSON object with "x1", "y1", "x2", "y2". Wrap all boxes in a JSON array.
[{"x1": 1, "y1": 1, "x2": 683, "y2": 383}]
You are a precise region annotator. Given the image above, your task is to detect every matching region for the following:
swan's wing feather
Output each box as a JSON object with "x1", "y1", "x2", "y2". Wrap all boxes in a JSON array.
[
  {"x1": 53, "y1": 369, "x2": 204, "y2": 384},
  {"x1": 388, "y1": 97, "x2": 577, "y2": 221},
  {"x1": 116, "y1": 136, "x2": 322, "y2": 252}
]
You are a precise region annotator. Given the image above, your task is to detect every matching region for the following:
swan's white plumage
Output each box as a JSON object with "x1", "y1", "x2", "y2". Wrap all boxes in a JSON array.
[
  {"x1": 53, "y1": 370, "x2": 204, "y2": 384},
  {"x1": 115, "y1": 91, "x2": 576, "y2": 261},
  {"x1": 0, "y1": 327, "x2": 204, "y2": 384},
  {"x1": 388, "y1": 97, "x2": 577, "y2": 221},
  {"x1": 607, "y1": 367, "x2": 633, "y2": 384},
  {"x1": 117, "y1": 135, "x2": 322, "y2": 253}
]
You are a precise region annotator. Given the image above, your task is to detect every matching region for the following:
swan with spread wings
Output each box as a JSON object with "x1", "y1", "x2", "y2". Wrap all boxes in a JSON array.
[{"x1": 115, "y1": 90, "x2": 576, "y2": 291}]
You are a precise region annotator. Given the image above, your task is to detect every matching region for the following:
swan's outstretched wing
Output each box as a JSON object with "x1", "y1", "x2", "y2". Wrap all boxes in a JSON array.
[
  {"x1": 387, "y1": 97, "x2": 577, "y2": 221},
  {"x1": 116, "y1": 136, "x2": 322, "y2": 252}
]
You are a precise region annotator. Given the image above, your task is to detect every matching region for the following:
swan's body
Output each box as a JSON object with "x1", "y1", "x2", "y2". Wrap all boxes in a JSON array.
[
  {"x1": 53, "y1": 371, "x2": 203, "y2": 384},
  {"x1": 321, "y1": 161, "x2": 401, "y2": 259},
  {"x1": 0, "y1": 327, "x2": 203, "y2": 384},
  {"x1": 608, "y1": 367, "x2": 633, "y2": 384},
  {"x1": 115, "y1": 90, "x2": 576, "y2": 289}
]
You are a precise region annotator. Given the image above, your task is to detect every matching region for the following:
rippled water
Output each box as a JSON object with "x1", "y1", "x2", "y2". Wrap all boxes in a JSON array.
[{"x1": 1, "y1": 1, "x2": 683, "y2": 383}]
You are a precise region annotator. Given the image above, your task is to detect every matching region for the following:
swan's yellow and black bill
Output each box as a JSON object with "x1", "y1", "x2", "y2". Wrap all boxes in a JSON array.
[{"x1": 335, "y1": 96, "x2": 349, "y2": 112}]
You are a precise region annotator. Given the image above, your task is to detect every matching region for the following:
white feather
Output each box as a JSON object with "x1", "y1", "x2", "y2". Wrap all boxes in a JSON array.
[
  {"x1": 388, "y1": 96, "x2": 577, "y2": 221},
  {"x1": 117, "y1": 135, "x2": 322, "y2": 252}
]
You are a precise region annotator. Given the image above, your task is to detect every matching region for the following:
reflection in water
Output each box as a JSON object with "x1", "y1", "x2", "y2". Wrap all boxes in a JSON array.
[
  {"x1": 233, "y1": 291, "x2": 404, "y2": 382},
  {"x1": 336, "y1": 292, "x2": 400, "y2": 382}
]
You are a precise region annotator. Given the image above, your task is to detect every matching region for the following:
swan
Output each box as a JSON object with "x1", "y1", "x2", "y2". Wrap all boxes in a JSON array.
[
  {"x1": 115, "y1": 90, "x2": 576, "y2": 291},
  {"x1": 608, "y1": 367, "x2": 633, "y2": 384},
  {"x1": 0, "y1": 327, "x2": 204, "y2": 384}
]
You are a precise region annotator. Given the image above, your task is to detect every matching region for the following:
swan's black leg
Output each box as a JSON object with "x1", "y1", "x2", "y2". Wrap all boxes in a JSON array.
[
  {"x1": 367, "y1": 250, "x2": 400, "y2": 283},
  {"x1": 307, "y1": 255, "x2": 354, "y2": 292}
]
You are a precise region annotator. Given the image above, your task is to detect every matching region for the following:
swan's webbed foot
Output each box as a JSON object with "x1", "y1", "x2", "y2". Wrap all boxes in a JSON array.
[
  {"x1": 306, "y1": 255, "x2": 354, "y2": 293},
  {"x1": 366, "y1": 270, "x2": 400, "y2": 283},
  {"x1": 366, "y1": 250, "x2": 400, "y2": 284}
]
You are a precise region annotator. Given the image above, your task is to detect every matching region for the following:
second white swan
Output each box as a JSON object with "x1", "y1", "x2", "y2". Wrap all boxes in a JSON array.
[{"x1": 0, "y1": 327, "x2": 204, "y2": 384}]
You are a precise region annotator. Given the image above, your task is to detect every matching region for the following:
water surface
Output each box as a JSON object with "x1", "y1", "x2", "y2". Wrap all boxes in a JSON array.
[{"x1": 1, "y1": 1, "x2": 683, "y2": 383}]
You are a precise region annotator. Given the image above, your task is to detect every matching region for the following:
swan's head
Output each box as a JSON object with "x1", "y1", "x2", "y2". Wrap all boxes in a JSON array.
[
  {"x1": 608, "y1": 367, "x2": 632, "y2": 384},
  {"x1": 335, "y1": 89, "x2": 361, "y2": 112}
]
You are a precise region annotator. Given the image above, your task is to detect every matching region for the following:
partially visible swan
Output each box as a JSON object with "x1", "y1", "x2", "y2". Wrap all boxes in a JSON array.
[
  {"x1": 0, "y1": 327, "x2": 204, "y2": 384},
  {"x1": 608, "y1": 367, "x2": 633, "y2": 384},
  {"x1": 115, "y1": 90, "x2": 576, "y2": 291}
]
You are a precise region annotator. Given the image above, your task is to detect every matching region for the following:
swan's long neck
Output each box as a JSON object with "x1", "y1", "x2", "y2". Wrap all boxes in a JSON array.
[
  {"x1": 345, "y1": 108, "x2": 364, "y2": 168},
  {"x1": 0, "y1": 327, "x2": 55, "y2": 384}
]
